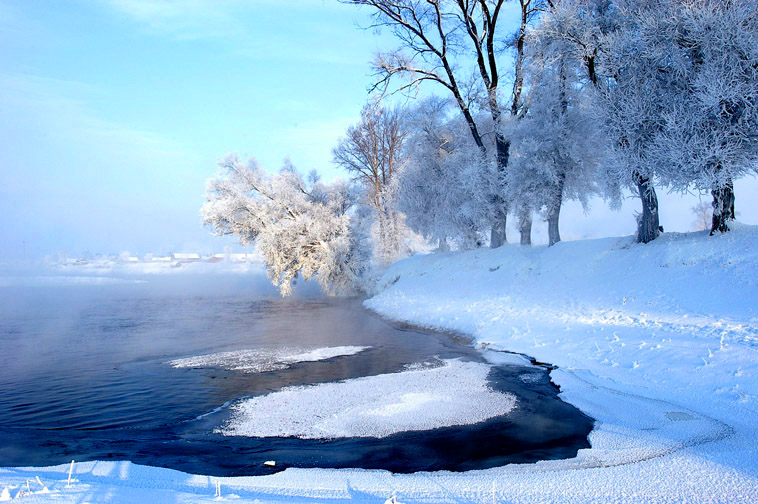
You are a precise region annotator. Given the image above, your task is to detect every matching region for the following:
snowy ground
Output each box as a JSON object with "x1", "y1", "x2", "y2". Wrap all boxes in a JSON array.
[{"x1": 3, "y1": 225, "x2": 758, "y2": 502}]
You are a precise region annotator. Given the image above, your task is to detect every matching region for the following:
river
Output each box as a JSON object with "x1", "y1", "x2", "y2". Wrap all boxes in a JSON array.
[{"x1": 0, "y1": 276, "x2": 592, "y2": 476}]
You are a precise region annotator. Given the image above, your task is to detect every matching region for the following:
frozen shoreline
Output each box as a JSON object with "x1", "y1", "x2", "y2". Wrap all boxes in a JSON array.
[{"x1": 3, "y1": 226, "x2": 758, "y2": 502}]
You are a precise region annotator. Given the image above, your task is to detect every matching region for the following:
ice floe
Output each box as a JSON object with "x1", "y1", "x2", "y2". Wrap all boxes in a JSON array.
[
  {"x1": 217, "y1": 358, "x2": 516, "y2": 439},
  {"x1": 167, "y1": 346, "x2": 370, "y2": 374}
]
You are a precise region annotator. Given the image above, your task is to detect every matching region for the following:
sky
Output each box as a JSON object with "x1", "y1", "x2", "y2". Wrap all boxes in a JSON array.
[{"x1": 1, "y1": 0, "x2": 756, "y2": 261}]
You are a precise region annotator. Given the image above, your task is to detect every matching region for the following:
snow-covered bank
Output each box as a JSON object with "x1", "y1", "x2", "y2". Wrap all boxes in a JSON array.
[
  {"x1": 3, "y1": 226, "x2": 758, "y2": 503},
  {"x1": 365, "y1": 223, "x2": 758, "y2": 501},
  {"x1": 218, "y1": 359, "x2": 517, "y2": 439}
]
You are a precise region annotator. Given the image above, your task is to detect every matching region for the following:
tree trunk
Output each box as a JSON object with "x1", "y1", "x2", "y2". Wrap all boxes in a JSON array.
[
  {"x1": 490, "y1": 212, "x2": 507, "y2": 248},
  {"x1": 547, "y1": 209, "x2": 560, "y2": 246},
  {"x1": 519, "y1": 208, "x2": 532, "y2": 246},
  {"x1": 439, "y1": 236, "x2": 450, "y2": 253},
  {"x1": 376, "y1": 199, "x2": 391, "y2": 264},
  {"x1": 490, "y1": 136, "x2": 510, "y2": 249},
  {"x1": 387, "y1": 207, "x2": 400, "y2": 256},
  {"x1": 710, "y1": 178, "x2": 735, "y2": 235},
  {"x1": 377, "y1": 210, "x2": 386, "y2": 251},
  {"x1": 547, "y1": 172, "x2": 566, "y2": 247},
  {"x1": 635, "y1": 173, "x2": 660, "y2": 244}
]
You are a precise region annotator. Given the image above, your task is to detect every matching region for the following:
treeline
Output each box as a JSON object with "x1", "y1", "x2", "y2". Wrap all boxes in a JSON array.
[{"x1": 202, "y1": 0, "x2": 758, "y2": 296}]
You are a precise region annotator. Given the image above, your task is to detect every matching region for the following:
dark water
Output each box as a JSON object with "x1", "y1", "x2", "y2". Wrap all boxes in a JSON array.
[{"x1": 0, "y1": 276, "x2": 592, "y2": 476}]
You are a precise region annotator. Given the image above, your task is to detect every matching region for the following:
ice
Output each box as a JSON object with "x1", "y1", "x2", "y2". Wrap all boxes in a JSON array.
[
  {"x1": 218, "y1": 359, "x2": 517, "y2": 439},
  {"x1": 167, "y1": 346, "x2": 371, "y2": 374},
  {"x1": 480, "y1": 348, "x2": 534, "y2": 367}
]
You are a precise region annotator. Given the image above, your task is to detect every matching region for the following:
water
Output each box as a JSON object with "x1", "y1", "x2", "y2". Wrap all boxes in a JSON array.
[{"x1": 0, "y1": 277, "x2": 592, "y2": 475}]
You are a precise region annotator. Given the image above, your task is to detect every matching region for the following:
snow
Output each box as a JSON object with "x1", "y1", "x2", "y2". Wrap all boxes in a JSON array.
[
  {"x1": 218, "y1": 359, "x2": 517, "y2": 439},
  {"x1": 365, "y1": 223, "x2": 758, "y2": 501},
  {"x1": 3, "y1": 225, "x2": 758, "y2": 502},
  {"x1": 167, "y1": 346, "x2": 371, "y2": 374}
]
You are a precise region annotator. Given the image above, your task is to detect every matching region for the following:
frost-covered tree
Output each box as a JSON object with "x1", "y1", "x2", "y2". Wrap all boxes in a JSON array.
[
  {"x1": 333, "y1": 104, "x2": 407, "y2": 264},
  {"x1": 691, "y1": 201, "x2": 713, "y2": 232},
  {"x1": 648, "y1": 0, "x2": 758, "y2": 235},
  {"x1": 397, "y1": 98, "x2": 496, "y2": 250},
  {"x1": 547, "y1": 0, "x2": 758, "y2": 240},
  {"x1": 507, "y1": 18, "x2": 604, "y2": 246},
  {"x1": 342, "y1": 0, "x2": 548, "y2": 247},
  {"x1": 535, "y1": 0, "x2": 664, "y2": 243},
  {"x1": 202, "y1": 155, "x2": 365, "y2": 296},
  {"x1": 596, "y1": 2, "x2": 670, "y2": 243}
]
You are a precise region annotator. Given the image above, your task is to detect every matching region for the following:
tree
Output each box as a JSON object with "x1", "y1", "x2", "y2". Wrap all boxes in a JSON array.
[
  {"x1": 598, "y1": 4, "x2": 668, "y2": 243},
  {"x1": 342, "y1": 0, "x2": 546, "y2": 247},
  {"x1": 202, "y1": 155, "x2": 366, "y2": 296},
  {"x1": 691, "y1": 201, "x2": 712, "y2": 232},
  {"x1": 397, "y1": 97, "x2": 496, "y2": 250},
  {"x1": 648, "y1": 0, "x2": 758, "y2": 235},
  {"x1": 508, "y1": 13, "x2": 603, "y2": 246},
  {"x1": 537, "y1": 0, "x2": 665, "y2": 243},
  {"x1": 333, "y1": 104, "x2": 407, "y2": 264},
  {"x1": 546, "y1": 0, "x2": 757, "y2": 241}
]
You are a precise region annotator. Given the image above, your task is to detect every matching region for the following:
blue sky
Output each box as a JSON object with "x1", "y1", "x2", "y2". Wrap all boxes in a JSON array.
[
  {"x1": 1, "y1": 0, "x2": 756, "y2": 260},
  {"x1": 0, "y1": 0, "x2": 397, "y2": 259}
]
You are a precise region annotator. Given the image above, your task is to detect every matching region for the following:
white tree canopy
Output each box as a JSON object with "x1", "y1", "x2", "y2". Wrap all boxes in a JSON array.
[{"x1": 202, "y1": 154, "x2": 365, "y2": 296}]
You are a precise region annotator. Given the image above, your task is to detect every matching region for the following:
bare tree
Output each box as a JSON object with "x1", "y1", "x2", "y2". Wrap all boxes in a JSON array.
[
  {"x1": 691, "y1": 201, "x2": 712, "y2": 232},
  {"x1": 342, "y1": 0, "x2": 545, "y2": 247},
  {"x1": 333, "y1": 104, "x2": 407, "y2": 263}
]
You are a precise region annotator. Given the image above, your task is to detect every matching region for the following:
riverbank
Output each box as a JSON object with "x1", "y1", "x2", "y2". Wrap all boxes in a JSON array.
[
  {"x1": 366, "y1": 222, "x2": 758, "y2": 502},
  {"x1": 3, "y1": 225, "x2": 758, "y2": 502}
]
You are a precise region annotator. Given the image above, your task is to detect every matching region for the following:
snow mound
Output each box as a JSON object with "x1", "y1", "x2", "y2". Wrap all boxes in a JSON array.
[
  {"x1": 218, "y1": 359, "x2": 516, "y2": 439},
  {"x1": 167, "y1": 346, "x2": 370, "y2": 374}
]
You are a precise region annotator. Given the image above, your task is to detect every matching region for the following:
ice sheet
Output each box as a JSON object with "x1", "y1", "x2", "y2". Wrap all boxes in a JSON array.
[
  {"x1": 218, "y1": 358, "x2": 516, "y2": 438},
  {"x1": 167, "y1": 346, "x2": 371, "y2": 374}
]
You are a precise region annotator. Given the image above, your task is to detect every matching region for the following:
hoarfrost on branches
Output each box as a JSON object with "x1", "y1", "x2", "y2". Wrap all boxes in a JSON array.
[
  {"x1": 506, "y1": 15, "x2": 605, "y2": 245},
  {"x1": 202, "y1": 155, "x2": 366, "y2": 296},
  {"x1": 649, "y1": 0, "x2": 758, "y2": 234},
  {"x1": 342, "y1": 0, "x2": 546, "y2": 247},
  {"x1": 552, "y1": 0, "x2": 758, "y2": 240},
  {"x1": 397, "y1": 98, "x2": 496, "y2": 250}
]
